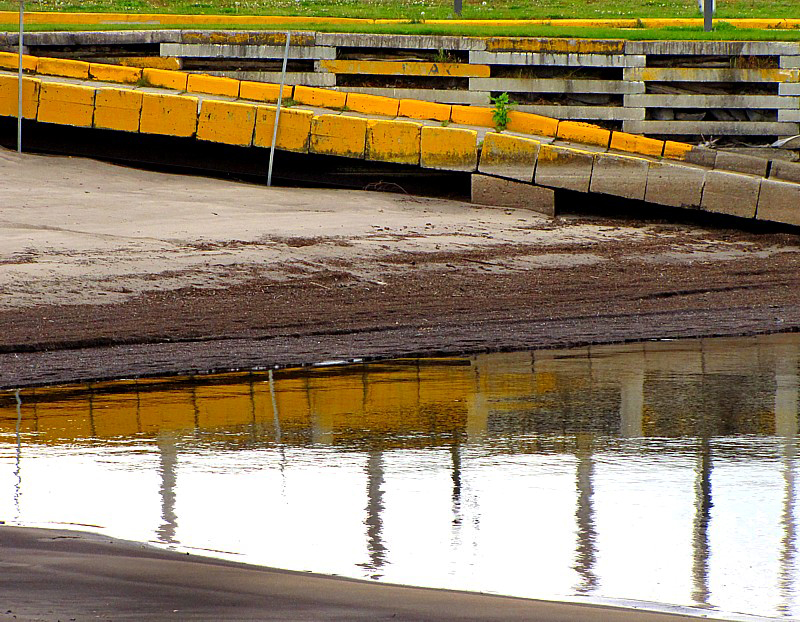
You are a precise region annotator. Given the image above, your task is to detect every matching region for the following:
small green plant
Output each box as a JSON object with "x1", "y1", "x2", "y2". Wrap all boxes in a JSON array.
[
  {"x1": 490, "y1": 92, "x2": 514, "y2": 131},
  {"x1": 279, "y1": 97, "x2": 296, "y2": 108},
  {"x1": 434, "y1": 48, "x2": 458, "y2": 64},
  {"x1": 440, "y1": 119, "x2": 450, "y2": 127}
]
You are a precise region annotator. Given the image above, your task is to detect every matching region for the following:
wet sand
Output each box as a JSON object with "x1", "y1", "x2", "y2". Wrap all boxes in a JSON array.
[{"x1": 0, "y1": 525, "x2": 745, "y2": 621}]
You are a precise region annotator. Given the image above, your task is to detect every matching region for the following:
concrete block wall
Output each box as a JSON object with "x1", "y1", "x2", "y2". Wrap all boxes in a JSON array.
[{"x1": 6, "y1": 30, "x2": 800, "y2": 140}]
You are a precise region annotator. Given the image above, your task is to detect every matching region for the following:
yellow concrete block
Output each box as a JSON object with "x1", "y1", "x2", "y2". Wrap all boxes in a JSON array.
[
  {"x1": 320, "y1": 59, "x2": 489, "y2": 78},
  {"x1": 89, "y1": 63, "x2": 142, "y2": 84},
  {"x1": 0, "y1": 74, "x2": 40, "y2": 119},
  {"x1": 120, "y1": 56, "x2": 182, "y2": 71},
  {"x1": 366, "y1": 119, "x2": 421, "y2": 165},
  {"x1": 556, "y1": 120, "x2": 611, "y2": 149},
  {"x1": 0, "y1": 51, "x2": 37, "y2": 72},
  {"x1": 663, "y1": 141, "x2": 694, "y2": 161},
  {"x1": 610, "y1": 132, "x2": 664, "y2": 158},
  {"x1": 139, "y1": 92, "x2": 198, "y2": 137},
  {"x1": 293, "y1": 85, "x2": 347, "y2": 109},
  {"x1": 485, "y1": 37, "x2": 625, "y2": 54},
  {"x1": 310, "y1": 114, "x2": 367, "y2": 159},
  {"x1": 478, "y1": 131, "x2": 540, "y2": 182},
  {"x1": 450, "y1": 105, "x2": 494, "y2": 127},
  {"x1": 186, "y1": 73, "x2": 240, "y2": 97},
  {"x1": 37, "y1": 82, "x2": 95, "y2": 127},
  {"x1": 420, "y1": 126, "x2": 478, "y2": 172},
  {"x1": 142, "y1": 68, "x2": 188, "y2": 91},
  {"x1": 345, "y1": 92, "x2": 399, "y2": 117},
  {"x1": 239, "y1": 80, "x2": 284, "y2": 103},
  {"x1": 197, "y1": 99, "x2": 257, "y2": 146},
  {"x1": 253, "y1": 106, "x2": 313, "y2": 153},
  {"x1": 94, "y1": 87, "x2": 143, "y2": 132},
  {"x1": 506, "y1": 110, "x2": 559, "y2": 137},
  {"x1": 36, "y1": 57, "x2": 90, "y2": 79},
  {"x1": 398, "y1": 99, "x2": 451, "y2": 122}
]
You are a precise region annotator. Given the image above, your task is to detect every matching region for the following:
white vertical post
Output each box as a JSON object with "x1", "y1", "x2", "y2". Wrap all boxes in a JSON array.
[
  {"x1": 17, "y1": 0, "x2": 24, "y2": 153},
  {"x1": 267, "y1": 31, "x2": 291, "y2": 187}
]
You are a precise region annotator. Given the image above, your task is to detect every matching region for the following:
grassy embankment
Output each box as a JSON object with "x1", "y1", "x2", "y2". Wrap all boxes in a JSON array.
[{"x1": 0, "y1": 0, "x2": 798, "y2": 39}]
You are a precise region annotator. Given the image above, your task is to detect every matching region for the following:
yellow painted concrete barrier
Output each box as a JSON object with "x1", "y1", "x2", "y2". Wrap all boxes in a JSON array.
[
  {"x1": 506, "y1": 110, "x2": 559, "y2": 138},
  {"x1": 139, "y1": 92, "x2": 198, "y2": 137},
  {"x1": 663, "y1": 141, "x2": 694, "y2": 161},
  {"x1": 120, "y1": 57, "x2": 182, "y2": 71},
  {"x1": 197, "y1": 99, "x2": 257, "y2": 146},
  {"x1": 89, "y1": 62, "x2": 142, "y2": 85},
  {"x1": 0, "y1": 75, "x2": 39, "y2": 119},
  {"x1": 186, "y1": 73, "x2": 240, "y2": 98},
  {"x1": 319, "y1": 60, "x2": 490, "y2": 78},
  {"x1": 94, "y1": 87, "x2": 142, "y2": 132},
  {"x1": 420, "y1": 126, "x2": 478, "y2": 172},
  {"x1": 398, "y1": 99, "x2": 451, "y2": 123},
  {"x1": 478, "y1": 131, "x2": 540, "y2": 182},
  {"x1": 253, "y1": 106, "x2": 313, "y2": 153},
  {"x1": 310, "y1": 114, "x2": 368, "y2": 158},
  {"x1": 36, "y1": 57, "x2": 90, "y2": 80},
  {"x1": 37, "y1": 82, "x2": 95, "y2": 127},
  {"x1": 0, "y1": 51, "x2": 37, "y2": 72},
  {"x1": 293, "y1": 85, "x2": 346, "y2": 109},
  {"x1": 610, "y1": 132, "x2": 664, "y2": 158},
  {"x1": 366, "y1": 119, "x2": 421, "y2": 165},
  {"x1": 556, "y1": 121, "x2": 611, "y2": 149},
  {"x1": 345, "y1": 92, "x2": 400, "y2": 117},
  {"x1": 142, "y1": 68, "x2": 188, "y2": 91},
  {"x1": 451, "y1": 105, "x2": 495, "y2": 128},
  {"x1": 485, "y1": 38, "x2": 625, "y2": 54},
  {"x1": 239, "y1": 80, "x2": 284, "y2": 103}
]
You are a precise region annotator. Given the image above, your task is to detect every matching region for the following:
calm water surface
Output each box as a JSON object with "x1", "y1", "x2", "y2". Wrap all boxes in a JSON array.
[{"x1": 2, "y1": 334, "x2": 800, "y2": 619}]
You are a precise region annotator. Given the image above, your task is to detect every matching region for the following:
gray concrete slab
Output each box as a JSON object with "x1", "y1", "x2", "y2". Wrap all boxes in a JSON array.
[
  {"x1": 624, "y1": 40, "x2": 800, "y2": 56},
  {"x1": 469, "y1": 77, "x2": 645, "y2": 94},
  {"x1": 315, "y1": 33, "x2": 485, "y2": 50},
  {"x1": 770, "y1": 159, "x2": 800, "y2": 184},
  {"x1": 778, "y1": 109, "x2": 800, "y2": 122},
  {"x1": 468, "y1": 51, "x2": 643, "y2": 67},
  {"x1": 756, "y1": 178, "x2": 800, "y2": 226},
  {"x1": 683, "y1": 146, "x2": 718, "y2": 168},
  {"x1": 203, "y1": 71, "x2": 336, "y2": 87},
  {"x1": 701, "y1": 170, "x2": 761, "y2": 219},
  {"x1": 161, "y1": 43, "x2": 336, "y2": 60},
  {"x1": 589, "y1": 153, "x2": 649, "y2": 201},
  {"x1": 780, "y1": 56, "x2": 800, "y2": 69},
  {"x1": 534, "y1": 145, "x2": 595, "y2": 193},
  {"x1": 715, "y1": 151, "x2": 769, "y2": 177},
  {"x1": 515, "y1": 104, "x2": 644, "y2": 121},
  {"x1": 471, "y1": 174, "x2": 554, "y2": 216},
  {"x1": 779, "y1": 83, "x2": 800, "y2": 96},
  {"x1": 623, "y1": 94, "x2": 797, "y2": 109},
  {"x1": 645, "y1": 162, "x2": 706, "y2": 209},
  {"x1": 622, "y1": 120, "x2": 800, "y2": 136},
  {"x1": 477, "y1": 134, "x2": 540, "y2": 182}
]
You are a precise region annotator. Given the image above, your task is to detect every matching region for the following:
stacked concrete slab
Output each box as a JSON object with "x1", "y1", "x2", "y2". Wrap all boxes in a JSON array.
[{"x1": 4, "y1": 30, "x2": 799, "y2": 140}]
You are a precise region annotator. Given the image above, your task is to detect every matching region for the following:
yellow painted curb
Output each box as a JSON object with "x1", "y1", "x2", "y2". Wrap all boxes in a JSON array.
[
  {"x1": 197, "y1": 99, "x2": 257, "y2": 146},
  {"x1": 346, "y1": 92, "x2": 400, "y2": 117},
  {"x1": 0, "y1": 74, "x2": 39, "y2": 119},
  {"x1": 506, "y1": 110, "x2": 558, "y2": 137},
  {"x1": 239, "y1": 80, "x2": 284, "y2": 104},
  {"x1": 119, "y1": 56, "x2": 182, "y2": 71},
  {"x1": 37, "y1": 57, "x2": 90, "y2": 80},
  {"x1": 253, "y1": 105, "x2": 313, "y2": 153},
  {"x1": 366, "y1": 118, "x2": 421, "y2": 165},
  {"x1": 485, "y1": 37, "x2": 624, "y2": 53},
  {"x1": 94, "y1": 87, "x2": 142, "y2": 132},
  {"x1": 310, "y1": 114, "x2": 368, "y2": 159},
  {"x1": 420, "y1": 126, "x2": 478, "y2": 172},
  {"x1": 186, "y1": 73, "x2": 240, "y2": 98},
  {"x1": 398, "y1": 99, "x2": 451, "y2": 123},
  {"x1": 89, "y1": 62, "x2": 142, "y2": 85},
  {"x1": 557, "y1": 120, "x2": 611, "y2": 149},
  {"x1": 294, "y1": 85, "x2": 346, "y2": 109},
  {"x1": 0, "y1": 51, "x2": 37, "y2": 72},
  {"x1": 451, "y1": 104, "x2": 494, "y2": 128},
  {"x1": 610, "y1": 132, "x2": 665, "y2": 158},
  {"x1": 663, "y1": 141, "x2": 694, "y2": 161},
  {"x1": 142, "y1": 67, "x2": 188, "y2": 91}
]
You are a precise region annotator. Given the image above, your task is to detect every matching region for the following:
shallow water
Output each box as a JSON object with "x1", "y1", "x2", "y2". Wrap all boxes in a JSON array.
[{"x1": 2, "y1": 334, "x2": 799, "y2": 618}]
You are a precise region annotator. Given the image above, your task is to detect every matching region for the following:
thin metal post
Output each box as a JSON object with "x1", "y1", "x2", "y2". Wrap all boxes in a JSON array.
[
  {"x1": 454, "y1": 0, "x2": 462, "y2": 17},
  {"x1": 17, "y1": 0, "x2": 23, "y2": 153},
  {"x1": 703, "y1": 0, "x2": 713, "y2": 32},
  {"x1": 267, "y1": 31, "x2": 291, "y2": 187}
]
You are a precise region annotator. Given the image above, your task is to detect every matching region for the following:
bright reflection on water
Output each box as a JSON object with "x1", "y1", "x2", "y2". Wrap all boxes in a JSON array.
[{"x1": 2, "y1": 334, "x2": 800, "y2": 618}]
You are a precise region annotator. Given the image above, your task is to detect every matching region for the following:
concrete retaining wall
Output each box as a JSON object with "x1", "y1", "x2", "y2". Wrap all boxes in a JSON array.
[{"x1": 5, "y1": 30, "x2": 800, "y2": 140}]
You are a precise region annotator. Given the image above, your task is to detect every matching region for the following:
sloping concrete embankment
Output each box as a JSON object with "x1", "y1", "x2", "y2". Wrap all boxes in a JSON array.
[{"x1": 0, "y1": 51, "x2": 799, "y2": 226}]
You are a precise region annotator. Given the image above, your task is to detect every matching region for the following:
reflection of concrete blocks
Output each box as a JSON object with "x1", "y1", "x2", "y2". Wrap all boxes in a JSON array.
[
  {"x1": 589, "y1": 152, "x2": 649, "y2": 201},
  {"x1": 471, "y1": 175, "x2": 554, "y2": 217},
  {"x1": 645, "y1": 161, "x2": 706, "y2": 208},
  {"x1": 701, "y1": 170, "x2": 761, "y2": 219},
  {"x1": 534, "y1": 144, "x2": 594, "y2": 193},
  {"x1": 478, "y1": 132, "x2": 540, "y2": 182},
  {"x1": 756, "y1": 179, "x2": 800, "y2": 226}
]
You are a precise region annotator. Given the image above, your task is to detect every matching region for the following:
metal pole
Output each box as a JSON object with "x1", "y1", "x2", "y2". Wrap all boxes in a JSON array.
[
  {"x1": 17, "y1": 0, "x2": 23, "y2": 153},
  {"x1": 703, "y1": 0, "x2": 713, "y2": 32},
  {"x1": 454, "y1": 0, "x2": 462, "y2": 17},
  {"x1": 267, "y1": 31, "x2": 291, "y2": 187}
]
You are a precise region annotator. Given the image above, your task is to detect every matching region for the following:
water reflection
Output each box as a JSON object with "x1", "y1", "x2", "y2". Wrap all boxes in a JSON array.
[{"x1": 1, "y1": 334, "x2": 800, "y2": 618}]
